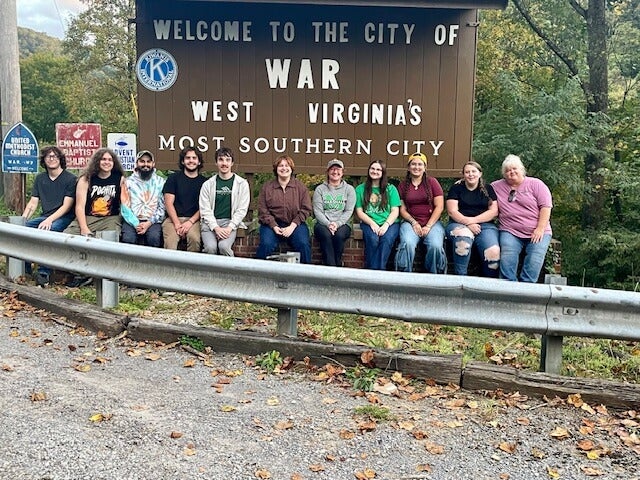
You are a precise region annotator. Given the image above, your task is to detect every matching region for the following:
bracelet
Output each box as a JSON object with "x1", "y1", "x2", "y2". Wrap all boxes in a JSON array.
[
  {"x1": 410, "y1": 220, "x2": 417, "y2": 226},
  {"x1": 383, "y1": 221, "x2": 390, "y2": 227},
  {"x1": 426, "y1": 224, "x2": 433, "y2": 228}
]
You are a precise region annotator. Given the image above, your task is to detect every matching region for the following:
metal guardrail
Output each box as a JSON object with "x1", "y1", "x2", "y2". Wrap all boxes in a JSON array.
[{"x1": 1, "y1": 220, "x2": 639, "y2": 375}]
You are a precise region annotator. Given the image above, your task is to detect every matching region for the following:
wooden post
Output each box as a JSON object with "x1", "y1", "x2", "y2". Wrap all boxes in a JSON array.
[{"x1": 0, "y1": 0, "x2": 25, "y2": 211}]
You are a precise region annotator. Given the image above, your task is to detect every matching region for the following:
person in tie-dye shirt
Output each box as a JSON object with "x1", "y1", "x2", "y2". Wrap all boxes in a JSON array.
[{"x1": 122, "y1": 150, "x2": 166, "y2": 247}]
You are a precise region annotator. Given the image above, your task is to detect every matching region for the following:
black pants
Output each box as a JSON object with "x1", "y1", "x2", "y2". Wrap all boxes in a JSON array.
[{"x1": 314, "y1": 223, "x2": 351, "y2": 267}]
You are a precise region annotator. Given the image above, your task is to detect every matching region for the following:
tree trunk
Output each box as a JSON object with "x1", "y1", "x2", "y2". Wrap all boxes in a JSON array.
[
  {"x1": 581, "y1": 0, "x2": 608, "y2": 229},
  {"x1": 0, "y1": 0, "x2": 25, "y2": 213}
]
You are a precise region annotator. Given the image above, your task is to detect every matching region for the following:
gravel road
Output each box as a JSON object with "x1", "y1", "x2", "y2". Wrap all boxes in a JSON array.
[{"x1": 1, "y1": 292, "x2": 639, "y2": 480}]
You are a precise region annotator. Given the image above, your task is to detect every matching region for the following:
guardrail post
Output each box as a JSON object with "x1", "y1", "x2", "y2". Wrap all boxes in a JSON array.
[
  {"x1": 268, "y1": 252, "x2": 300, "y2": 336},
  {"x1": 540, "y1": 274, "x2": 568, "y2": 374},
  {"x1": 95, "y1": 230, "x2": 119, "y2": 308},
  {"x1": 7, "y1": 216, "x2": 26, "y2": 280}
]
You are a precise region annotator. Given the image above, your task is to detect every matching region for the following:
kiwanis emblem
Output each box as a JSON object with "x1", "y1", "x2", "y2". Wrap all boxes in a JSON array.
[{"x1": 136, "y1": 48, "x2": 178, "y2": 92}]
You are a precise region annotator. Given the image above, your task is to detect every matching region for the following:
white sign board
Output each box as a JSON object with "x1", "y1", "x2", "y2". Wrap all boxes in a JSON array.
[{"x1": 107, "y1": 133, "x2": 137, "y2": 171}]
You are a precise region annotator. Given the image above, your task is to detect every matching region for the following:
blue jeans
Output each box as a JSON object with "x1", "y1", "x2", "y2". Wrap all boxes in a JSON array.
[
  {"x1": 314, "y1": 223, "x2": 351, "y2": 266},
  {"x1": 256, "y1": 222, "x2": 312, "y2": 264},
  {"x1": 499, "y1": 231, "x2": 552, "y2": 282},
  {"x1": 121, "y1": 222, "x2": 163, "y2": 247},
  {"x1": 446, "y1": 222, "x2": 500, "y2": 277},
  {"x1": 360, "y1": 222, "x2": 400, "y2": 270},
  {"x1": 25, "y1": 214, "x2": 75, "y2": 276},
  {"x1": 395, "y1": 221, "x2": 446, "y2": 273}
]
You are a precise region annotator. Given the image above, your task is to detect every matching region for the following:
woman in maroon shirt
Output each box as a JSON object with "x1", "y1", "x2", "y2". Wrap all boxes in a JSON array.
[{"x1": 395, "y1": 152, "x2": 446, "y2": 273}]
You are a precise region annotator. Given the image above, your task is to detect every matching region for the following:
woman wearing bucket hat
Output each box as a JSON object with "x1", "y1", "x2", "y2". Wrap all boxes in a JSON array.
[
  {"x1": 395, "y1": 152, "x2": 446, "y2": 273},
  {"x1": 313, "y1": 158, "x2": 356, "y2": 266},
  {"x1": 355, "y1": 159, "x2": 401, "y2": 270}
]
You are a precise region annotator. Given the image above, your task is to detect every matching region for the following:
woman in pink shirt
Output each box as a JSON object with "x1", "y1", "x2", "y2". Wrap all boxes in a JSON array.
[{"x1": 491, "y1": 154, "x2": 553, "y2": 282}]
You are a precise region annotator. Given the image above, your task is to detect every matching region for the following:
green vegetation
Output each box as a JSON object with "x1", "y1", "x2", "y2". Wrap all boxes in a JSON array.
[
  {"x1": 179, "y1": 335, "x2": 205, "y2": 352},
  {"x1": 354, "y1": 405, "x2": 392, "y2": 421},
  {"x1": 255, "y1": 350, "x2": 284, "y2": 373},
  {"x1": 346, "y1": 365, "x2": 381, "y2": 392}
]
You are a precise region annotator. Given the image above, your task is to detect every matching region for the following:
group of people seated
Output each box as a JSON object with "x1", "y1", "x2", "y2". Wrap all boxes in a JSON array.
[{"x1": 22, "y1": 144, "x2": 552, "y2": 287}]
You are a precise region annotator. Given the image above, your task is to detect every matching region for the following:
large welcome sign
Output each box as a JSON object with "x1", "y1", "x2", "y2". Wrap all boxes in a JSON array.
[{"x1": 136, "y1": 0, "x2": 506, "y2": 176}]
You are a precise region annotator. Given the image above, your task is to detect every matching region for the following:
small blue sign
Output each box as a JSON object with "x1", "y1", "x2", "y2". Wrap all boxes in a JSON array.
[{"x1": 2, "y1": 122, "x2": 39, "y2": 173}]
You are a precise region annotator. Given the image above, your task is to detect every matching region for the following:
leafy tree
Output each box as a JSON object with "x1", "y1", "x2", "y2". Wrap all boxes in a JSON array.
[
  {"x1": 20, "y1": 52, "x2": 72, "y2": 142},
  {"x1": 62, "y1": 0, "x2": 137, "y2": 134}
]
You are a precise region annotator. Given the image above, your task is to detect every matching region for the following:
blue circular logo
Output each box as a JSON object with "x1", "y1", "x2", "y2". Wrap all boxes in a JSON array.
[{"x1": 136, "y1": 48, "x2": 178, "y2": 92}]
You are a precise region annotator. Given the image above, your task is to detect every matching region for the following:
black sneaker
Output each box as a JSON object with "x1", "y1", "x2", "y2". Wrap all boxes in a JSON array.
[
  {"x1": 34, "y1": 272, "x2": 50, "y2": 287},
  {"x1": 66, "y1": 276, "x2": 93, "y2": 288}
]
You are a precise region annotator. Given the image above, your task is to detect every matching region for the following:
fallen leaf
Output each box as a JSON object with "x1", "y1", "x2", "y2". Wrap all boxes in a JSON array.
[
  {"x1": 30, "y1": 391, "x2": 47, "y2": 402},
  {"x1": 255, "y1": 468, "x2": 271, "y2": 479},
  {"x1": 274, "y1": 420, "x2": 294, "y2": 430},
  {"x1": 398, "y1": 421, "x2": 415, "y2": 431},
  {"x1": 577, "y1": 439, "x2": 595, "y2": 451},
  {"x1": 412, "y1": 430, "x2": 428, "y2": 440},
  {"x1": 517, "y1": 417, "x2": 531, "y2": 426},
  {"x1": 360, "y1": 350, "x2": 375, "y2": 366},
  {"x1": 170, "y1": 431, "x2": 183, "y2": 439},
  {"x1": 355, "y1": 468, "x2": 376, "y2": 479},
  {"x1": 291, "y1": 474, "x2": 303, "y2": 480},
  {"x1": 546, "y1": 466, "x2": 560, "y2": 478},
  {"x1": 358, "y1": 420, "x2": 377, "y2": 432},
  {"x1": 2, "y1": 364, "x2": 14, "y2": 372},
  {"x1": 266, "y1": 396, "x2": 280, "y2": 406},
  {"x1": 567, "y1": 393, "x2": 583, "y2": 407},
  {"x1": 416, "y1": 464, "x2": 432, "y2": 473},
  {"x1": 373, "y1": 382, "x2": 397, "y2": 396},
  {"x1": 549, "y1": 427, "x2": 570, "y2": 440},
  {"x1": 183, "y1": 358, "x2": 196, "y2": 368},
  {"x1": 145, "y1": 353, "x2": 161, "y2": 361},
  {"x1": 425, "y1": 441, "x2": 444, "y2": 454},
  {"x1": 308, "y1": 464, "x2": 325, "y2": 472},
  {"x1": 484, "y1": 342, "x2": 495, "y2": 358},
  {"x1": 74, "y1": 364, "x2": 91, "y2": 372},
  {"x1": 580, "y1": 466, "x2": 603, "y2": 476},
  {"x1": 220, "y1": 405, "x2": 237, "y2": 412},
  {"x1": 339, "y1": 429, "x2": 355, "y2": 439},
  {"x1": 531, "y1": 447, "x2": 546, "y2": 459},
  {"x1": 586, "y1": 450, "x2": 601, "y2": 460},
  {"x1": 498, "y1": 442, "x2": 517, "y2": 454},
  {"x1": 89, "y1": 413, "x2": 112, "y2": 423}
]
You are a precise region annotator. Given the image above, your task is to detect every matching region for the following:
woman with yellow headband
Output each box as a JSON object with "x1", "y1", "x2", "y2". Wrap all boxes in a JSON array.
[{"x1": 395, "y1": 152, "x2": 446, "y2": 273}]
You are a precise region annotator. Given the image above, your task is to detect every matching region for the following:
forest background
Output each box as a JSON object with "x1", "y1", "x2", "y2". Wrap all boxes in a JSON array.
[{"x1": 12, "y1": 0, "x2": 640, "y2": 290}]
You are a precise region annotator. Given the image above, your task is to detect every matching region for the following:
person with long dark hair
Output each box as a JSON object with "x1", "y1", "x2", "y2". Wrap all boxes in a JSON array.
[
  {"x1": 64, "y1": 147, "x2": 129, "y2": 287},
  {"x1": 395, "y1": 152, "x2": 446, "y2": 273},
  {"x1": 355, "y1": 160, "x2": 400, "y2": 270},
  {"x1": 446, "y1": 161, "x2": 500, "y2": 277}
]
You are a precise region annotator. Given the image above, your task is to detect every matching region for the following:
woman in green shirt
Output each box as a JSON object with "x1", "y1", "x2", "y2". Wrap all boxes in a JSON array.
[{"x1": 355, "y1": 160, "x2": 401, "y2": 270}]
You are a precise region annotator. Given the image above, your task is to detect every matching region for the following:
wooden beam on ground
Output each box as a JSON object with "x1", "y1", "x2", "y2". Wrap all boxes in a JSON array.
[
  {"x1": 0, "y1": 277, "x2": 127, "y2": 337},
  {"x1": 127, "y1": 318, "x2": 463, "y2": 385},
  {"x1": 462, "y1": 361, "x2": 640, "y2": 409}
]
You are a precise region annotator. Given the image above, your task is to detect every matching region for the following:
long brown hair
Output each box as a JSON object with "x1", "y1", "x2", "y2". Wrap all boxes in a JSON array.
[
  {"x1": 82, "y1": 148, "x2": 124, "y2": 180},
  {"x1": 399, "y1": 160, "x2": 433, "y2": 206},
  {"x1": 463, "y1": 161, "x2": 492, "y2": 206},
  {"x1": 362, "y1": 160, "x2": 389, "y2": 211}
]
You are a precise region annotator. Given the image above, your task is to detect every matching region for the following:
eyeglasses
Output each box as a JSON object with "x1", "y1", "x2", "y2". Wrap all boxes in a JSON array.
[
  {"x1": 45, "y1": 153, "x2": 59, "y2": 159},
  {"x1": 508, "y1": 190, "x2": 517, "y2": 202}
]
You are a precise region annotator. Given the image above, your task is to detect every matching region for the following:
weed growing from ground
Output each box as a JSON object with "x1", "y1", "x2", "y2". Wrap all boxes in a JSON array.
[
  {"x1": 346, "y1": 365, "x2": 381, "y2": 392},
  {"x1": 179, "y1": 335, "x2": 205, "y2": 352},
  {"x1": 256, "y1": 350, "x2": 284, "y2": 373}
]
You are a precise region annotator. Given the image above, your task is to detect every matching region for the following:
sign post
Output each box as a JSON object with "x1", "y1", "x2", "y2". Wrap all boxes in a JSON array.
[{"x1": 107, "y1": 133, "x2": 137, "y2": 171}]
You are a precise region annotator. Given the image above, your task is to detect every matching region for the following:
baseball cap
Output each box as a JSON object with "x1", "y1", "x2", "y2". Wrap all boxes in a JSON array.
[
  {"x1": 136, "y1": 150, "x2": 155, "y2": 161},
  {"x1": 327, "y1": 158, "x2": 344, "y2": 169},
  {"x1": 408, "y1": 152, "x2": 427, "y2": 165}
]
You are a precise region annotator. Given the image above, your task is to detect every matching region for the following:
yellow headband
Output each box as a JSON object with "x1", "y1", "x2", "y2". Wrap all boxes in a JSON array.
[{"x1": 408, "y1": 152, "x2": 427, "y2": 165}]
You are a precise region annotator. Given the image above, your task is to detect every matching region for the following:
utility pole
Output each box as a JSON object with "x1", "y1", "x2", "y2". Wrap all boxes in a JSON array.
[{"x1": 0, "y1": 0, "x2": 25, "y2": 212}]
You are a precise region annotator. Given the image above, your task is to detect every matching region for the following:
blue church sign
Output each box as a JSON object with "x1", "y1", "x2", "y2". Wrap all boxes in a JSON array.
[{"x1": 2, "y1": 122, "x2": 39, "y2": 173}]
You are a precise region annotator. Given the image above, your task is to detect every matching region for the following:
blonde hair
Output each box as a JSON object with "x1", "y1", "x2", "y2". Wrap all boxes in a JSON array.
[{"x1": 501, "y1": 154, "x2": 526, "y2": 177}]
